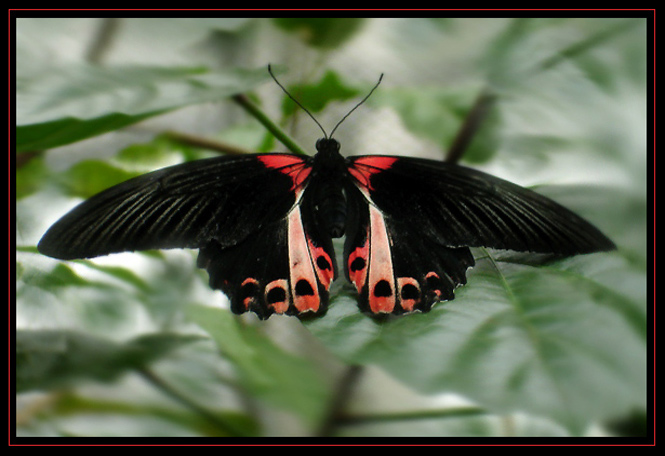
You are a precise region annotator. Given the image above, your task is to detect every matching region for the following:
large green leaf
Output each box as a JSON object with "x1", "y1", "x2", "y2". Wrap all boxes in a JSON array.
[
  {"x1": 308, "y1": 252, "x2": 644, "y2": 433},
  {"x1": 305, "y1": 185, "x2": 645, "y2": 433},
  {"x1": 16, "y1": 65, "x2": 274, "y2": 151}
]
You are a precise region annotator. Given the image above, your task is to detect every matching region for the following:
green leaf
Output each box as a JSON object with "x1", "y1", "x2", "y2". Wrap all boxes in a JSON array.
[
  {"x1": 282, "y1": 70, "x2": 360, "y2": 116},
  {"x1": 16, "y1": 154, "x2": 48, "y2": 200},
  {"x1": 27, "y1": 263, "x2": 98, "y2": 289},
  {"x1": 16, "y1": 330, "x2": 202, "y2": 392},
  {"x1": 16, "y1": 65, "x2": 274, "y2": 151},
  {"x1": 115, "y1": 136, "x2": 190, "y2": 169},
  {"x1": 272, "y1": 18, "x2": 365, "y2": 49},
  {"x1": 187, "y1": 304, "x2": 330, "y2": 425},
  {"x1": 17, "y1": 112, "x2": 155, "y2": 153},
  {"x1": 54, "y1": 159, "x2": 142, "y2": 199},
  {"x1": 46, "y1": 134, "x2": 209, "y2": 200},
  {"x1": 480, "y1": 18, "x2": 646, "y2": 91},
  {"x1": 76, "y1": 260, "x2": 152, "y2": 293}
]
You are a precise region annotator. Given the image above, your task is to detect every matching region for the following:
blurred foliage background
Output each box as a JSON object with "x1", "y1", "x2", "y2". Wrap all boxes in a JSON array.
[{"x1": 14, "y1": 16, "x2": 648, "y2": 438}]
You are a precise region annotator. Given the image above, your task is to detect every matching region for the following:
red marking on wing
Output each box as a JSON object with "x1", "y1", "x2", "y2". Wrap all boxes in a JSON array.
[
  {"x1": 397, "y1": 277, "x2": 420, "y2": 312},
  {"x1": 366, "y1": 205, "x2": 396, "y2": 313},
  {"x1": 309, "y1": 240, "x2": 334, "y2": 289},
  {"x1": 240, "y1": 278, "x2": 260, "y2": 311},
  {"x1": 425, "y1": 272, "x2": 444, "y2": 300},
  {"x1": 347, "y1": 236, "x2": 369, "y2": 292},
  {"x1": 287, "y1": 205, "x2": 321, "y2": 314},
  {"x1": 347, "y1": 156, "x2": 398, "y2": 190},
  {"x1": 258, "y1": 155, "x2": 311, "y2": 191},
  {"x1": 266, "y1": 279, "x2": 290, "y2": 314}
]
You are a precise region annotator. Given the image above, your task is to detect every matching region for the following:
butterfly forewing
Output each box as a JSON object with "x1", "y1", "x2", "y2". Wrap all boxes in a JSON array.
[
  {"x1": 348, "y1": 155, "x2": 616, "y2": 256},
  {"x1": 37, "y1": 155, "x2": 296, "y2": 259}
]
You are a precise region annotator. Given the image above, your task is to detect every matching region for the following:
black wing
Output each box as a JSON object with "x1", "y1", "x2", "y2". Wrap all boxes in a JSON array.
[
  {"x1": 343, "y1": 155, "x2": 615, "y2": 315},
  {"x1": 38, "y1": 154, "x2": 336, "y2": 319}
]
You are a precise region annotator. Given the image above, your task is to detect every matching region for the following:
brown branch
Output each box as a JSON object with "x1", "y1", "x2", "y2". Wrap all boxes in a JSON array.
[
  {"x1": 316, "y1": 364, "x2": 364, "y2": 437},
  {"x1": 85, "y1": 18, "x2": 122, "y2": 65},
  {"x1": 163, "y1": 130, "x2": 253, "y2": 155},
  {"x1": 445, "y1": 88, "x2": 497, "y2": 164}
]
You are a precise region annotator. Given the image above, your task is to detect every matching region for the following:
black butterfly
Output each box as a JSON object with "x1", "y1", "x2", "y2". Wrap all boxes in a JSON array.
[{"x1": 38, "y1": 69, "x2": 616, "y2": 320}]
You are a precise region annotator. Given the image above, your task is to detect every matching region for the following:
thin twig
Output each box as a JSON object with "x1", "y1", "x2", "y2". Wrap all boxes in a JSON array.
[
  {"x1": 336, "y1": 405, "x2": 487, "y2": 427},
  {"x1": 163, "y1": 130, "x2": 253, "y2": 155}
]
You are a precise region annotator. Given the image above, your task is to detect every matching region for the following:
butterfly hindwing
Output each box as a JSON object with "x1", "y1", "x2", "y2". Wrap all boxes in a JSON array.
[
  {"x1": 195, "y1": 153, "x2": 337, "y2": 319},
  {"x1": 197, "y1": 202, "x2": 335, "y2": 319},
  {"x1": 344, "y1": 163, "x2": 474, "y2": 315}
]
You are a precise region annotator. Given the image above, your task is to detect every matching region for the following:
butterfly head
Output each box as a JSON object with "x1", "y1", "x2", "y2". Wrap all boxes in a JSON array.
[
  {"x1": 315, "y1": 137, "x2": 341, "y2": 155},
  {"x1": 313, "y1": 137, "x2": 346, "y2": 172}
]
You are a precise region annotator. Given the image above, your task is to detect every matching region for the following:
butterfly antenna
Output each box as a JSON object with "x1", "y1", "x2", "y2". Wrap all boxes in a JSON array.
[
  {"x1": 329, "y1": 73, "x2": 384, "y2": 139},
  {"x1": 268, "y1": 64, "x2": 329, "y2": 139}
]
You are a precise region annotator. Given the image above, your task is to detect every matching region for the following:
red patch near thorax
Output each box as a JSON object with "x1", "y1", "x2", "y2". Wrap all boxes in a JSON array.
[
  {"x1": 347, "y1": 156, "x2": 397, "y2": 190},
  {"x1": 258, "y1": 155, "x2": 311, "y2": 191}
]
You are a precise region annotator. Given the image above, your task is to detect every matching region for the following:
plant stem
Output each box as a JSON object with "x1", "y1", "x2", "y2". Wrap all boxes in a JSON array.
[
  {"x1": 337, "y1": 405, "x2": 487, "y2": 426},
  {"x1": 232, "y1": 93, "x2": 309, "y2": 156}
]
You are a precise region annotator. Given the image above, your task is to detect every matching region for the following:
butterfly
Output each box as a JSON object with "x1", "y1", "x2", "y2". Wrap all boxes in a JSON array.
[{"x1": 37, "y1": 68, "x2": 616, "y2": 320}]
